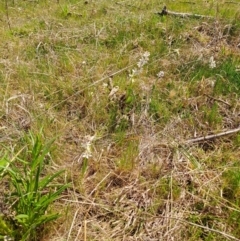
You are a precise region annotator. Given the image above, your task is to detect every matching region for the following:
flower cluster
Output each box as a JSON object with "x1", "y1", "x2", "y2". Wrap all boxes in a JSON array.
[
  {"x1": 129, "y1": 51, "x2": 150, "y2": 82},
  {"x1": 209, "y1": 56, "x2": 216, "y2": 69},
  {"x1": 137, "y1": 51, "x2": 150, "y2": 69},
  {"x1": 81, "y1": 135, "x2": 96, "y2": 160},
  {"x1": 157, "y1": 71, "x2": 165, "y2": 78}
]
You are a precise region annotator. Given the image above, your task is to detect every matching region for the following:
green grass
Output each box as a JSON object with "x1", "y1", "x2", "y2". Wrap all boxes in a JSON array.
[{"x1": 1, "y1": 0, "x2": 240, "y2": 240}]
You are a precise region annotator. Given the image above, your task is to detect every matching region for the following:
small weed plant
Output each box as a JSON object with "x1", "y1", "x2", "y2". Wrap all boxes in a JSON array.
[{"x1": 0, "y1": 133, "x2": 69, "y2": 241}]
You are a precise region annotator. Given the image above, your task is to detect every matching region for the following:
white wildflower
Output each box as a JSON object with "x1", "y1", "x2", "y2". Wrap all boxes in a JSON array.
[
  {"x1": 157, "y1": 71, "x2": 165, "y2": 78},
  {"x1": 129, "y1": 51, "x2": 150, "y2": 83},
  {"x1": 82, "y1": 142, "x2": 92, "y2": 159},
  {"x1": 137, "y1": 51, "x2": 150, "y2": 69},
  {"x1": 81, "y1": 135, "x2": 96, "y2": 160},
  {"x1": 209, "y1": 56, "x2": 216, "y2": 69}
]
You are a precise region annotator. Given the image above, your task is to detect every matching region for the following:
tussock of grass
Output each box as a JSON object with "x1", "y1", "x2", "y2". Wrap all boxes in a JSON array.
[{"x1": 1, "y1": 0, "x2": 240, "y2": 240}]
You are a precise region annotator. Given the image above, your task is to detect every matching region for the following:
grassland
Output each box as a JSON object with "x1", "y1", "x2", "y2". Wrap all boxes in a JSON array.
[{"x1": 0, "y1": 0, "x2": 240, "y2": 240}]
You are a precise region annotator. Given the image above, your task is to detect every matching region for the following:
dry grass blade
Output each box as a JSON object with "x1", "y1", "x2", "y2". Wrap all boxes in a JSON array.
[{"x1": 67, "y1": 208, "x2": 81, "y2": 241}]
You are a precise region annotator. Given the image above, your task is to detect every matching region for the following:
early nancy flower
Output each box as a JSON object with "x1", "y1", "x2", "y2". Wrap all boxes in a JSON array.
[
  {"x1": 157, "y1": 71, "x2": 165, "y2": 78},
  {"x1": 82, "y1": 142, "x2": 92, "y2": 159},
  {"x1": 209, "y1": 56, "x2": 216, "y2": 69},
  {"x1": 129, "y1": 51, "x2": 150, "y2": 83},
  {"x1": 137, "y1": 51, "x2": 150, "y2": 69},
  {"x1": 80, "y1": 135, "x2": 96, "y2": 160}
]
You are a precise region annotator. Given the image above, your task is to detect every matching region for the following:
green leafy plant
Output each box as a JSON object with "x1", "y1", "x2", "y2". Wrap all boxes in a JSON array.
[{"x1": 0, "y1": 133, "x2": 69, "y2": 241}]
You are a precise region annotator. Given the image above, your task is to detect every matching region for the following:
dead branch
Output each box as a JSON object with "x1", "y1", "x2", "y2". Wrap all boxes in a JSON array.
[
  {"x1": 185, "y1": 126, "x2": 240, "y2": 144},
  {"x1": 179, "y1": 1, "x2": 196, "y2": 4},
  {"x1": 225, "y1": 1, "x2": 240, "y2": 4},
  {"x1": 156, "y1": 6, "x2": 213, "y2": 19}
]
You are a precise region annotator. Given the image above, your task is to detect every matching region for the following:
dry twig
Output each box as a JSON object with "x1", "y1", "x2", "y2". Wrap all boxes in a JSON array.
[
  {"x1": 225, "y1": 1, "x2": 240, "y2": 4},
  {"x1": 157, "y1": 6, "x2": 213, "y2": 19},
  {"x1": 185, "y1": 126, "x2": 240, "y2": 144}
]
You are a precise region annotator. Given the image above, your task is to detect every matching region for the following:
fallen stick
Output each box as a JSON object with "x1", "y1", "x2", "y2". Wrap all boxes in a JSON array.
[
  {"x1": 156, "y1": 6, "x2": 213, "y2": 19},
  {"x1": 225, "y1": 1, "x2": 240, "y2": 4},
  {"x1": 185, "y1": 126, "x2": 240, "y2": 144},
  {"x1": 179, "y1": 1, "x2": 196, "y2": 4}
]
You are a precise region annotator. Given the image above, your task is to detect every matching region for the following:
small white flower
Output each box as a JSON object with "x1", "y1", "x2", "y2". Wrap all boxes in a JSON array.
[
  {"x1": 143, "y1": 51, "x2": 150, "y2": 59},
  {"x1": 157, "y1": 71, "x2": 165, "y2": 78},
  {"x1": 82, "y1": 142, "x2": 92, "y2": 159},
  {"x1": 80, "y1": 135, "x2": 96, "y2": 160},
  {"x1": 129, "y1": 51, "x2": 150, "y2": 83},
  {"x1": 137, "y1": 51, "x2": 150, "y2": 69},
  {"x1": 209, "y1": 56, "x2": 216, "y2": 69}
]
